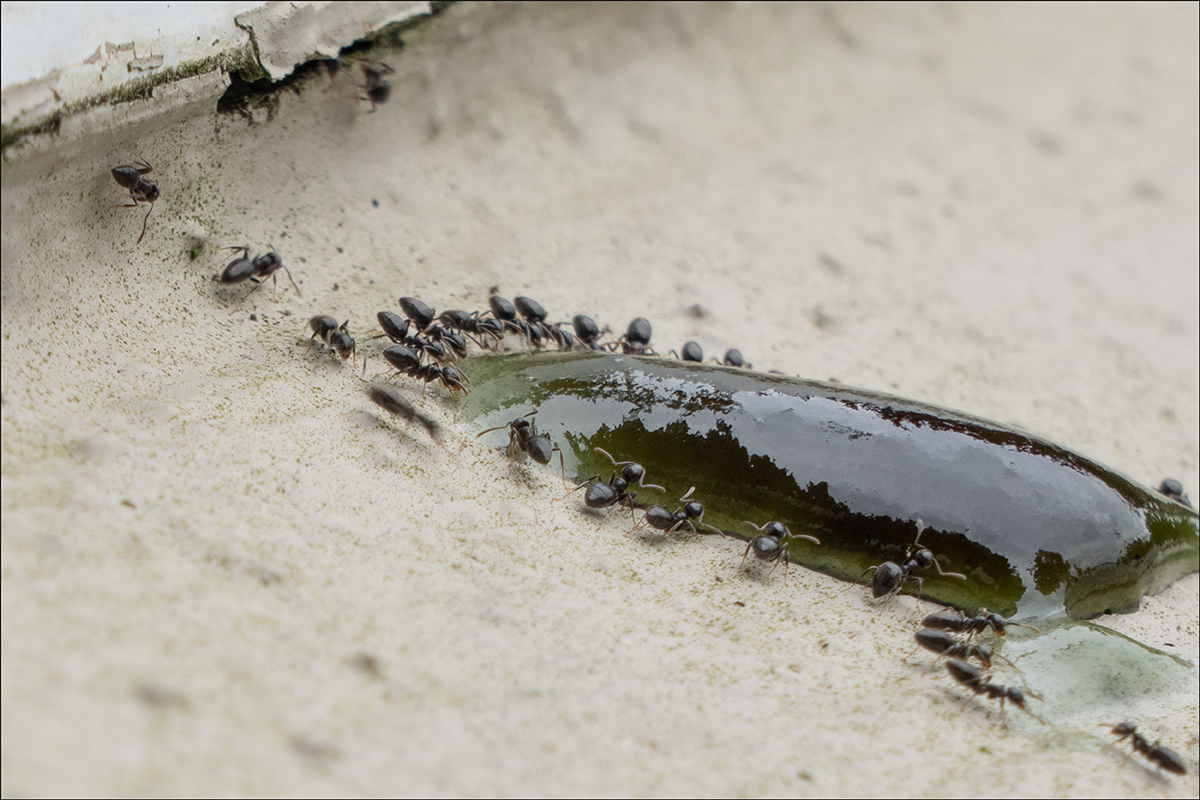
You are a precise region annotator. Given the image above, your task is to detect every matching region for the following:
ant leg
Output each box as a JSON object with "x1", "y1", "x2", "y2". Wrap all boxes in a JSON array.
[
  {"x1": 907, "y1": 575, "x2": 924, "y2": 606},
  {"x1": 739, "y1": 540, "x2": 755, "y2": 571},
  {"x1": 673, "y1": 520, "x2": 708, "y2": 548},
  {"x1": 844, "y1": 564, "x2": 878, "y2": 594},
  {"x1": 765, "y1": 553, "x2": 790, "y2": 585},
  {"x1": 136, "y1": 202, "x2": 153, "y2": 244},
  {"x1": 554, "y1": 447, "x2": 567, "y2": 488},
  {"x1": 228, "y1": 278, "x2": 264, "y2": 314},
  {"x1": 282, "y1": 266, "x2": 303, "y2": 299},
  {"x1": 505, "y1": 428, "x2": 522, "y2": 461}
]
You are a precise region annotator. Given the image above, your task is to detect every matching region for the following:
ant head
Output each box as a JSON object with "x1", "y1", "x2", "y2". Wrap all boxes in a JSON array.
[
  {"x1": 975, "y1": 643, "x2": 993, "y2": 666},
  {"x1": 682, "y1": 501, "x2": 703, "y2": 520},
  {"x1": 621, "y1": 462, "x2": 646, "y2": 485},
  {"x1": 143, "y1": 184, "x2": 161, "y2": 202},
  {"x1": 912, "y1": 548, "x2": 934, "y2": 569},
  {"x1": 763, "y1": 521, "x2": 788, "y2": 540},
  {"x1": 254, "y1": 252, "x2": 282, "y2": 273},
  {"x1": 331, "y1": 332, "x2": 355, "y2": 360}
]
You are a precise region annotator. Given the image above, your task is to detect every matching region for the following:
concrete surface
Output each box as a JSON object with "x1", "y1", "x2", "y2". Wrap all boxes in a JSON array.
[{"x1": 2, "y1": 2, "x2": 1197, "y2": 796}]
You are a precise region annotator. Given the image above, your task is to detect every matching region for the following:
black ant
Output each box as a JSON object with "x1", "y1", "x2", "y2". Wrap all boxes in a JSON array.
[
  {"x1": 367, "y1": 385, "x2": 441, "y2": 441},
  {"x1": 635, "y1": 487, "x2": 724, "y2": 539},
  {"x1": 382, "y1": 345, "x2": 468, "y2": 395},
  {"x1": 514, "y1": 296, "x2": 573, "y2": 349},
  {"x1": 547, "y1": 325, "x2": 575, "y2": 350},
  {"x1": 436, "y1": 328, "x2": 471, "y2": 360},
  {"x1": 944, "y1": 659, "x2": 1036, "y2": 720},
  {"x1": 359, "y1": 62, "x2": 392, "y2": 112},
  {"x1": 476, "y1": 410, "x2": 565, "y2": 480},
  {"x1": 398, "y1": 297, "x2": 436, "y2": 332},
  {"x1": 920, "y1": 608, "x2": 1039, "y2": 638},
  {"x1": 564, "y1": 447, "x2": 664, "y2": 521},
  {"x1": 218, "y1": 246, "x2": 301, "y2": 301},
  {"x1": 374, "y1": 311, "x2": 449, "y2": 363},
  {"x1": 438, "y1": 309, "x2": 503, "y2": 350},
  {"x1": 307, "y1": 315, "x2": 360, "y2": 371},
  {"x1": 713, "y1": 349, "x2": 750, "y2": 369},
  {"x1": 569, "y1": 315, "x2": 606, "y2": 349},
  {"x1": 111, "y1": 159, "x2": 160, "y2": 244},
  {"x1": 857, "y1": 520, "x2": 965, "y2": 601},
  {"x1": 1157, "y1": 478, "x2": 1193, "y2": 509},
  {"x1": 611, "y1": 317, "x2": 658, "y2": 356},
  {"x1": 486, "y1": 295, "x2": 527, "y2": 339},
  {"x1": 1102, "y1": 723, "x2": 1187, "y2": 775},
  {"x1": 669, "y1": 341, "x2": 703, "y2": 362},
  {"x1": 913, "y1": 628, "x2": 1007, "y2": 669},
  {"x1": 739, "y1": 521, "x2": 819, "y2": 585},
  {"x1": 394, "y1": 298, "x2": 469, "y2": 358}
]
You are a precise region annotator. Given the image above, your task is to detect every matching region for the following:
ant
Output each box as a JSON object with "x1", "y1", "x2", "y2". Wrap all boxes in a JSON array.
[
  {"x1": 920, "y1": 608, "x2": 1039, "y2": 638},
  {"x1": 218, "y1": 245, "x2": 301, "y2": 301},
  {"x1": 1102, "y1": 723, "x2": 1187, "y2": 775},
  {"x1": 1157, "y1": 478, "x2": 1193, "y2": 509},
  {"x1": 367, "y1": 385, "x2": 441, "y2": 441},
  {"x1": 382, "y1": 345, "x2": 468, "y2": 395},
  {"x1": 912, "y1": 628, "x2": 1010, "y2": 669},
  {"x1": 476, "y1": 409, "x2": 565, "y2": 480},
  {"x1": 611, "y1": 317, "x2": 658, "y2": 356},
  {"x1": 668, "y1": 341, "x2": 703, "y2": 362},
  {"x1": 307, "y1": 315, "x2": 360, "y2": 371},
  {"x1": 739, "y1": 521, "x2": 820, "y2": 585},
  {"x1": 394, "y1": 298, "x2": 468, "y2": 358},
  {"x1": 944, "y1": 659, "x2": 1037, "y2": 720},
  {"x1": 486, "y1": 295, "x2": 528, "y2": 339},
  {"x1": 713, "y1": 348, "x2": 750, "y2": 369},
  {"x1": 111, "y1": 159, "x2": 160, "y2": 244},
  {"x1": 513, "y1": 296, "x2": 573, "y2": 350},
  {"x1": 374, "y1": 311, "x2": 449, "y2": 363},
  {"x1": 438, "y1": 309, "x2": 503, "y2": 350},
  {"x1": 398, "y1": 296, "x2": 437, "y2": 332},
  {"x1": 635, "y1": 487, "x2": 725, "y2": 540},
  {"x1": 564, "y1": 447, "x2": 664, "y2": 521},
  {"x1": 857, "y1": 520, "x2": 965, "y2": 601},
  {"x1": 359, "y1": 62, "x2": 393, "y2": 112},
  {"x1": 569, "y1": 315, "x2": 606, "y2": 350}
]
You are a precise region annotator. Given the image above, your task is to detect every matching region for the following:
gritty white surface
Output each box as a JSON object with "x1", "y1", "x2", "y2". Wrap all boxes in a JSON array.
[{"x1": 1, "y1": 2, "x2": 1198, "y2": 796}]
